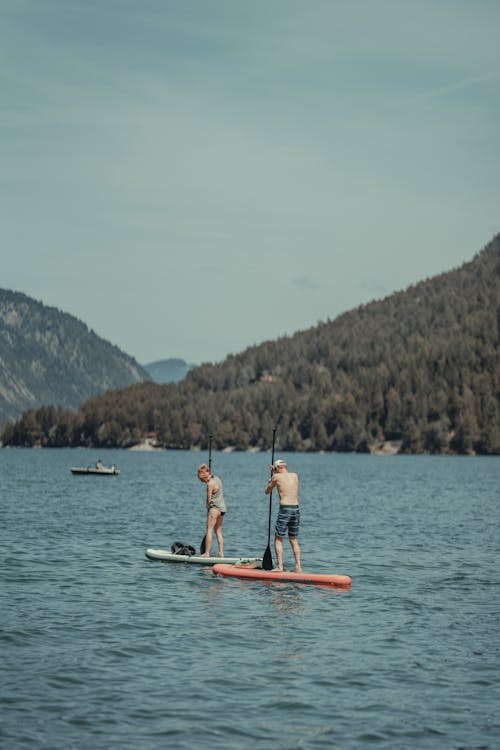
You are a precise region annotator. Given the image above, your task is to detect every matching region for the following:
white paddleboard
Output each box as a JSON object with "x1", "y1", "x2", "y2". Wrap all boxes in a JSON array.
[{"x1": 145, "y1": 548, "x2": 262, "y2": 566}]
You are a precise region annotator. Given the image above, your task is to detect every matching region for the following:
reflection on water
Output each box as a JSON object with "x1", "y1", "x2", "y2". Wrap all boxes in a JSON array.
[{"x1": 267, "y1": 584, "x2": 303, "y2": 615}]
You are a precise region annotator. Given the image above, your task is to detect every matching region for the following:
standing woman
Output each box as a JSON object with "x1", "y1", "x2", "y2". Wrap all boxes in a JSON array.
[{"x1": 197, "y1": 464, "x2": 226, "y2": 557}]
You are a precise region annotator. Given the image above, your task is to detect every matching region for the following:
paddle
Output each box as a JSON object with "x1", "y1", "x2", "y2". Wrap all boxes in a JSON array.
[
  {"x1": 262, "y1": 426, "x2": 277, "y2": 570},
  {"x1": 199, "y1": 433, "x2": 212, "y2": 555}
]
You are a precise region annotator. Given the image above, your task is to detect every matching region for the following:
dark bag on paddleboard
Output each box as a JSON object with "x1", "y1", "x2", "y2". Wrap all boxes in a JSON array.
[{"x1": 170, "y1": 541, "x2": 196, "y2": 556}]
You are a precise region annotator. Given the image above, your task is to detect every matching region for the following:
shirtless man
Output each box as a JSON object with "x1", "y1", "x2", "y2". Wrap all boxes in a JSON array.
[
  {"x1": 197, "y1": 464, "x2": 226, "y2": 557},
  {"x1": 265, "y1": 459, "x2": 301, "y2": 572}
]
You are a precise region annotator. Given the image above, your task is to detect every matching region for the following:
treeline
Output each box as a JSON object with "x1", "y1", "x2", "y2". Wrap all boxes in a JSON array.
[{"x1": 2, "y1": 236, "x2": 499, "y2": 454}]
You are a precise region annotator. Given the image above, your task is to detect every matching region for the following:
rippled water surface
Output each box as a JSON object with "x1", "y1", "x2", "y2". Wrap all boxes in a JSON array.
[{"x1": 1, "y1": 449, "x2": 499, "y2": 749}]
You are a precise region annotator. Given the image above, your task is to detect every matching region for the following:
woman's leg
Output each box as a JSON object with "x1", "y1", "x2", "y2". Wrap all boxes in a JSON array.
[
  {"x1": 202, "y1": 509, "x2": 219, "y2": 556},
  {"x1": 214, "y1": 513, "x2": 224, "y2": 556}
]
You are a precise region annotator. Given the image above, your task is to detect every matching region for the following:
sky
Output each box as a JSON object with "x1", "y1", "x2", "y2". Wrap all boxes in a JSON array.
[{"x1": 1, "y1": 0, "x2": 499, "y2": 366}]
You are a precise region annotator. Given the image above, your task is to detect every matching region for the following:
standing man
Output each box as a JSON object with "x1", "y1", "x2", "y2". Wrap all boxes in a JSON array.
[
  {"x1": 265, "y1": 459, "x2": 301, "y2": 572},
  {"x1": 197, "y1": 463, "x2": 226, "y2": 557}
]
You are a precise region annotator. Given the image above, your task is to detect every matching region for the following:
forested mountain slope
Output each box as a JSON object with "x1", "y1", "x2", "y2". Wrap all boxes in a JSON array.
[
  {"x1": 2, "y1": 235, "x2": 499, "y2": 454},
  {"x1": 0, "y1": 290, "x2": 149, "y2": 425}
]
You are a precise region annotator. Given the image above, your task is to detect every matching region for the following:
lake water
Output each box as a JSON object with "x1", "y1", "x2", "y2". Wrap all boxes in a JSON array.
[{"x1": 1, "y1": 449, "x2": 499, "y2": 749}]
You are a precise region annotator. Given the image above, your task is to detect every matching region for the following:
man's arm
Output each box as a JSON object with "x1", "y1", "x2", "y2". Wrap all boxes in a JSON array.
[{"x1": 265, "y1": 475, "x2": 277, "y2": 495}]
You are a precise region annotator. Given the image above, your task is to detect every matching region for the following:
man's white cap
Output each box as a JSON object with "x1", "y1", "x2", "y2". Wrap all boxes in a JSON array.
[{"x1": 273, "y1": 459, "x2": 287, "y2": 468}]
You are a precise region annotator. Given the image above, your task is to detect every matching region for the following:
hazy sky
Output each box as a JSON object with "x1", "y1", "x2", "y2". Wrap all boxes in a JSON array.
[{"x1": 1, "y1": 1, "x2": 499, "y2": 365}]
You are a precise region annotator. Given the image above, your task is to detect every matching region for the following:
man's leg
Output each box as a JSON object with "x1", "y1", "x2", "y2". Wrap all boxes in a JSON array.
[
  {"x1": 274, "y1": 535, "x2": 284, "y2": 571},
  {"x1": 289, "y1": 537, "x2": 301, "y2": 572}
]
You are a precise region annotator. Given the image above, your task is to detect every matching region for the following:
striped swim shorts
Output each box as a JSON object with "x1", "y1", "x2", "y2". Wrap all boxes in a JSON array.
[{"x1": 275, "y1": 504, "x2": 300, "y2": 538}]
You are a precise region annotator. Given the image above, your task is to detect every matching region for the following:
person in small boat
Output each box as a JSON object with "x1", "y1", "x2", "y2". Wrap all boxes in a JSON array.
[
  {"x1": 265, "y1": 458, "x2": 301, "y2": 572},
  {"x1": 197, "y1": 463, "x2": 226, "y2": 557},
  {"x1": 95, "y1": 459, "x2": 104, "y2": 470}
]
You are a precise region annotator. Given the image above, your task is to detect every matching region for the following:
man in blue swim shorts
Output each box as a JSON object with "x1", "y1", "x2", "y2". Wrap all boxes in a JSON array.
[{"x1": 265, "y1": 459, "x2": 301, "y2": 572}]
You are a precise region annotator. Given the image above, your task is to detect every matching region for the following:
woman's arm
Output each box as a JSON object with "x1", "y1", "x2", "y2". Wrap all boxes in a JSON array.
[{"x1": 206, "y1": 478, "x2": 215, "y2": 506}]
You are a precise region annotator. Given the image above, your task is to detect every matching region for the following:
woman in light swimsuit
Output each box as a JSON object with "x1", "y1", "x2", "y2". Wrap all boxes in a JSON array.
[{"x1": 197, "y1": 463, "x2": 226, "y2": 557}]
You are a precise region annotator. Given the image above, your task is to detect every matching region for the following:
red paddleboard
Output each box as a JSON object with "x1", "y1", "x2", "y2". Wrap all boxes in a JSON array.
[{"x1": 212, "y1": 563, "x2": 351, "y2": 588}]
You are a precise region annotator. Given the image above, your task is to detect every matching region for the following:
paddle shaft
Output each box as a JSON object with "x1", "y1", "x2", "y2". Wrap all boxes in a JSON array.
[
  {"x1": 262, "y1": 427, "x2": 277, "y2": 570},
  {"x1": 200, "y1": 434, "x2": 213, "y2": 555},
  {"x1": 267, "y1": 429, "x2": 276, "y2": 538}
]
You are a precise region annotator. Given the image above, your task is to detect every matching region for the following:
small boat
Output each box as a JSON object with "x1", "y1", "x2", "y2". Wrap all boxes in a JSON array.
[{"x1": 70, "y1": 464, "x2": 120, "y2": 475}]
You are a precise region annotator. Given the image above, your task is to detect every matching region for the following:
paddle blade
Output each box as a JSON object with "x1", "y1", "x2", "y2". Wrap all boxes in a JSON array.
[
  {"x1": 262, "y1": 545, "x2": 273, "y2": 571},
  {"x1": 200, "y1": 536, "x2": 206, "y2": 555}
]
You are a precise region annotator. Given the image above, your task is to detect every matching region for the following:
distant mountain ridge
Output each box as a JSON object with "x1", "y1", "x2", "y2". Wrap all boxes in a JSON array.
[
  {"x1": 0, "y1": 290, "x2": 149, "y2": 425},
  {"x1": 143, "y1": 358, "x2": 196, "y2": 384}
]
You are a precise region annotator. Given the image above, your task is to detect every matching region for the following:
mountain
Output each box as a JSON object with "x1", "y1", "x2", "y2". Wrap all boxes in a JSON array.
[
  {"x1": 2, "y1": 235, "x2": 499, "y2": 453},
  {"x1": 0, "y1": 290, "x2": 150, "y2": 425},
  {"x1": 143, "y1": 358, "x2": 195, "y2": 384}
]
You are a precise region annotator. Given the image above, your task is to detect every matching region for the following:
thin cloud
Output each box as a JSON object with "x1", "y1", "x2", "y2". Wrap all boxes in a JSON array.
[
  {"x1": 416, "y1": 71, "x2": 500, "y2": 100},
  {"x1": 292, "y1": 276, "x2": 321, "y2": 291},
  {"x1": 360, "y1": 280, "x2": 389, "y2": 297}
]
